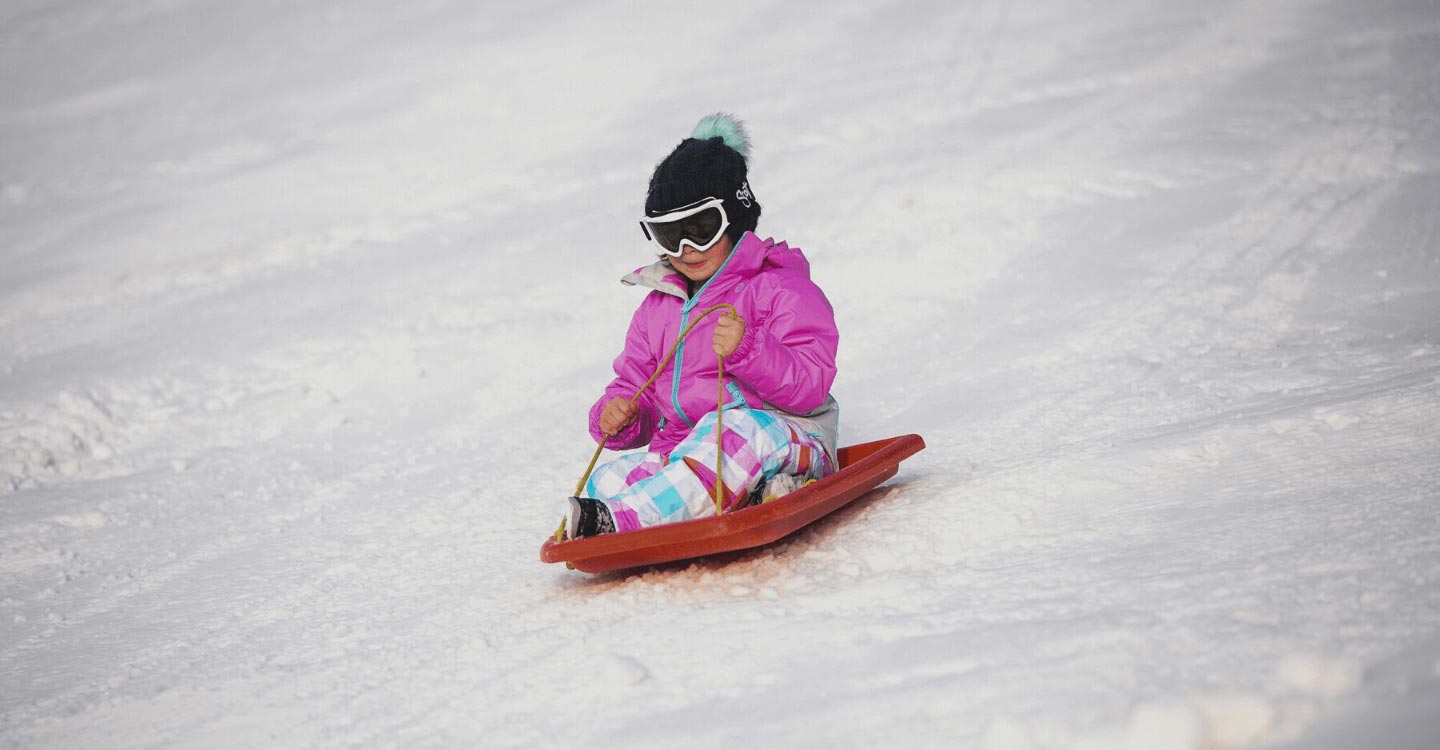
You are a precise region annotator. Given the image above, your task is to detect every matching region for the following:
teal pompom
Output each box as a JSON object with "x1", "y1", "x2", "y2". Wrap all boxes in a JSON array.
[{"x1": 690, "y1": 113, "x2": 751, "y2": 158}]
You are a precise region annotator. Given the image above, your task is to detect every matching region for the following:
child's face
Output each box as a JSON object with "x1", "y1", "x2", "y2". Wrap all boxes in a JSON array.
[{"x1": 669, "y1": 233, "x2": 735, "y2": 284}]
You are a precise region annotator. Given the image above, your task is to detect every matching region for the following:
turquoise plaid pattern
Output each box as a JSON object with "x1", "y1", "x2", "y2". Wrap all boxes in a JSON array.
[{"x1": 583, "y1": 409, "x2": 831, "y2": 532}]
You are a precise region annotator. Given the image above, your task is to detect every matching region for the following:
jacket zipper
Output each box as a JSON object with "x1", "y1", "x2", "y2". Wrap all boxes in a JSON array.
[{"x1": 669, "y1": 234, "x2": 747, "y2": 429}]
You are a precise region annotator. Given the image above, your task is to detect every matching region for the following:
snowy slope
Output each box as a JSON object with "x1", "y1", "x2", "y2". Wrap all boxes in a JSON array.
[{"x1": 2, "y1": 0, "x2": 1438, "y2": 748}]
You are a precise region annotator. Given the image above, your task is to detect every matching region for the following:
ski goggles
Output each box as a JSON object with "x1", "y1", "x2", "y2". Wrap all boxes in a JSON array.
[{"x1": 638, "y1": 197, "x2": 730, "y2": 257}]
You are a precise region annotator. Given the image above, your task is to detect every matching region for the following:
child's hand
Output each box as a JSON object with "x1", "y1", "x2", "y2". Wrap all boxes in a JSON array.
[
  {"x1": 714, "y1": 314, "x2": 745, "y2": 358},
  {"x1": 599, "y1": 397, "x2": 639, "y2": 436}
]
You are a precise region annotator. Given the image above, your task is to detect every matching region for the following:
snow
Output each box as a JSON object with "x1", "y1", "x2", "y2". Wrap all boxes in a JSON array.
[{"x1": 2, "y1": 0, "x2": 1438, "y2": 747}]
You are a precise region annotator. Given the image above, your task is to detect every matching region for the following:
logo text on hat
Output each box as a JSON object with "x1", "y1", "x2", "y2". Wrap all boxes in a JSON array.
[{"x1": 736, "y1": 181, "x2": 754, "y2": 208}]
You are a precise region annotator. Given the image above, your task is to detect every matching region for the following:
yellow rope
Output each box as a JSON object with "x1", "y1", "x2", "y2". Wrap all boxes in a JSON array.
[
  {"x1": 558, "y1": 303, "x2": 739, "y2": 541},
  {"x1": 713, "y1": 347, "x2": 726, "y2": 516}
]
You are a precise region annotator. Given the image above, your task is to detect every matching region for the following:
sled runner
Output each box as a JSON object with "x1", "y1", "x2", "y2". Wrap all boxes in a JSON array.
[{"x1": 541, "y1": 433, "x2": 925, "y2": 574}]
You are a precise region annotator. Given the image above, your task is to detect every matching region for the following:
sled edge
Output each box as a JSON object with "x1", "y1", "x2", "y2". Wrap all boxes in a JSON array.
[{"x1": 541, "y1": 433, "x2": 925, "y2": 573}]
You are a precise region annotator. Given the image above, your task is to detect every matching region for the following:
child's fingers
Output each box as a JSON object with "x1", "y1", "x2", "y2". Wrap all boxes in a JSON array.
[
  {"x1": 600, "y1": 399, "x2": 637, "y2": 434},
  {"x1": 713, "y1": 324, "x2": 741, "y2": 357}
]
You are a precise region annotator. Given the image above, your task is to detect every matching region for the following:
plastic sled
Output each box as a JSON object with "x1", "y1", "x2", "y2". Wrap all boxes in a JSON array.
[{"x1": 541, "y1": 434, "x2": 925, "y2": 574}]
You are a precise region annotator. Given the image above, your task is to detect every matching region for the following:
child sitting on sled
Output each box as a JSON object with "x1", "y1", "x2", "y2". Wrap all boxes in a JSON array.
[{"x1": 566, "y1": 113, "x2": 840, "y2": 538}]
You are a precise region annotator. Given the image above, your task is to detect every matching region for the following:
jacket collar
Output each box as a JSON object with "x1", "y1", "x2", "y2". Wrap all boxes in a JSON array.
[
  {"x1": 621, "y1": 233, "x2": 807, "y2": 300},
  {"x1": 620, "y1": 259, "x2": 689, "y2": 299}
]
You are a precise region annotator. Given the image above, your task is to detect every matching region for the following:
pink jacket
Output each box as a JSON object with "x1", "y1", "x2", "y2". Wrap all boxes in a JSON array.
[{"x1": 589, "y1": 232, "x2": 840, "y2": 460}]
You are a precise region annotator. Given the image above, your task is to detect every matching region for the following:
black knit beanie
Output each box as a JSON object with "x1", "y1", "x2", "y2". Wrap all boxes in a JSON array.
[{"x1": 645, "y1": 113, "x2": 762, "y2": 243}]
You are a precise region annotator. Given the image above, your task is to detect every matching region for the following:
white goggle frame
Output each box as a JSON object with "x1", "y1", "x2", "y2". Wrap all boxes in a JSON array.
[{"x1": 638, "y1": 197, "x2": 730, "y2": 257}]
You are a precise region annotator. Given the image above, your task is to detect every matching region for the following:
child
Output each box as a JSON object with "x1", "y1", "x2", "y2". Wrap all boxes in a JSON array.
[{"x1": 567, "y1": 113, "x2": 840, "y2": 538}]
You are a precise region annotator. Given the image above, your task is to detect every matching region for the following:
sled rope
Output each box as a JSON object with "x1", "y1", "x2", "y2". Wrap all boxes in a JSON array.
[{"x1": 558, "y1": 303, "x2": 740, "y2": 542}]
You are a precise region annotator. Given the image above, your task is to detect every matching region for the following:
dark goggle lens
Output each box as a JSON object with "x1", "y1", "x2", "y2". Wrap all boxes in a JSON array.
[
  {"x1": 650, "y1": 220, "x2": 686, "y2": 251},
  {"x1": 683, "y1": 208, "x2": 723, "y2": 243},
  {"x1": 645, "y1": 207, "x2": 723, "y2": 252}
]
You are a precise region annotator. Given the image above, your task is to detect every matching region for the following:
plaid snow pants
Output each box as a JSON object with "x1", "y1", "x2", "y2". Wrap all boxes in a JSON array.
[{"x1": 583, "y1": 408, "x2": 832, "y2": 532}]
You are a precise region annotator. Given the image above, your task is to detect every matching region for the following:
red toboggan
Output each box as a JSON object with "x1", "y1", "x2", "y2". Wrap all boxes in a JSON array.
[{"x1": 541, "y1": 433, "x2": 925, "y2": 574}]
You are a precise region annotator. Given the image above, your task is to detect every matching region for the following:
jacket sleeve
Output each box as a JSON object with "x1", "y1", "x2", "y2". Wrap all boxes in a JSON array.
[
  {"x1": 724, "y1": 279, "x2": 838, "y2": 414},
  {"x1": 588, "y1": 297, "x2": 661, "y2": 450}
]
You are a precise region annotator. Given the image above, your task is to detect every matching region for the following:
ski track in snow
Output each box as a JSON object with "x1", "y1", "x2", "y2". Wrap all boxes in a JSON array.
[{"x1": 2, "y1": 0, "x2": 1439, "y2": 748}]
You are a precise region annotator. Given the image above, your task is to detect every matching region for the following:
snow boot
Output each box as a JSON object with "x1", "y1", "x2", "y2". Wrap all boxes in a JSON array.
[
  {"x1": 753, "y1": 473, "x2": 806, "y2": 504},
  {"x1": 567, "y1": 497, "x2": 616, "y2": 538}
]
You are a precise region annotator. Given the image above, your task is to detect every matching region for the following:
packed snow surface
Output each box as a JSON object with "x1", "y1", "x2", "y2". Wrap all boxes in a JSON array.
[{"x1": 3, "y1": 0, "x2": 1439, "y2": 748}]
